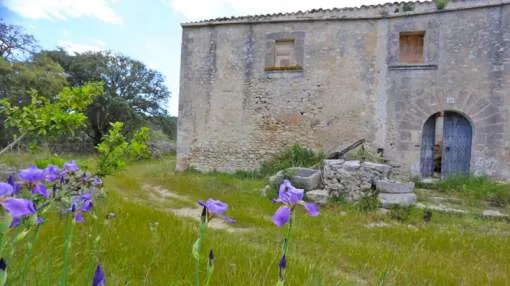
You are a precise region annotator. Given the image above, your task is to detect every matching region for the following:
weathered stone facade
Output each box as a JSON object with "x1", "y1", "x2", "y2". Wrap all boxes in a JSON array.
[{"x1": 177, "y1": 0, "x2": 510, "y2": 179}]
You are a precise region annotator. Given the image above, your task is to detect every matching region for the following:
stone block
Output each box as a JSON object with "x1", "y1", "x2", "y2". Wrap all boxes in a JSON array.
[
  {"x1": 343, "y1": 160, "x2": 361, "y2": 172},
  {"x1": 268, "y1": 170, "x2": 285, "y2": 186},
  {"x1": 290, "y1": 168, "x2": 321, "y2": 191},
  {"x1": 361, "y1": 162, "x2": 392, "y2": 178},
  {"x1": 376, "y1": 180, "x2": 415, "y2": 193},
  {"x1": 306, "y1": 189, "x2": 329, "y2": 205},
  {"x1": 378, "y1": 193, "x2": 417, "y2": 207}
]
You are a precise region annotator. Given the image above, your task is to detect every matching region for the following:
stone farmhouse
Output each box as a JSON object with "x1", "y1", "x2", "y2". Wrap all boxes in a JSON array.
[{"x1": 177, "y1": 0, "x2": 510, "y2": 179}]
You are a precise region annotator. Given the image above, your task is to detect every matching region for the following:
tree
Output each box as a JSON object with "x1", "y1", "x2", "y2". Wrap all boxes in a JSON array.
[
  {"x1": 0, "y1": 82, "x2": 103, "y2": 156},
  {"x1": 0, "y1": 20, "x2": 38, "y2": 61},
  {"x1": 0, "y1": 54, "x2": 67, "y2": 101},
  {"x1": 44, "y1": 50, "x2": 171, "y2": 144}
]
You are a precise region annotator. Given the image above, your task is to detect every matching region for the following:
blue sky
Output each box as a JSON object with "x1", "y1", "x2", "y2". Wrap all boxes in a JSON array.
[{"x1": 0, "y1": 0, "x2": 388, "y2": 116}]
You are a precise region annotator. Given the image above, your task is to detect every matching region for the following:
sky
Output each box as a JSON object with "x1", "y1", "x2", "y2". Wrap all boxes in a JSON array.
[{"x1": 0, "y1": 0, "x2": 390, "y2": 116}]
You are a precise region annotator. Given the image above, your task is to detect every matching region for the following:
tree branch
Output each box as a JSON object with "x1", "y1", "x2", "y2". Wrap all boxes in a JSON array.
[{"x1": 0, "y1": 132, "x2": 27, "y2": 157}]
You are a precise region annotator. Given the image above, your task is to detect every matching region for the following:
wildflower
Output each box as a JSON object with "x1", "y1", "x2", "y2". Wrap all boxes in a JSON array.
[
  {"x1": 0, "y1": 258, "x2": 5, "y2": 271},
  {"x1": 1, "y1": 198, "x2": 36, "y2": 220},
  {"x1": 208, "y1": 249, "x2": 214, "y2": 267},
  {"x1": 32, "y1": 184, "x2": 49, "y2": 199},
  {"x1": 92, "y1": 176, "x2": 102, "y2": 188},
  {"x1": 44, "y1": 165, "x2": 61, "y2": 182},
  {"x1": 66, "y1": 192, "x2": 93, "y2": 223},
  {"x1": 7, "y1": 176, "x2": 20, "y2": 194},
  {"x1": 18, "y1": 166, "x2": 44, "y2": 184},
  {"x1": 93, "y1": 264, "x2": 105, "y2": 286},
  {"x1": 63, "y1": 160, "x2": 79, "y2": 173},
  {"x1": 272, "y1": 180, "x2": 319, "y2": 227},
  {"x1": 0, "y1": 183, "x2": 13, "y2": 197},
  {"x1": 18, "y1": 166, "x2": 49, "y2": 198},
  {"x1": 198, "y1": 198, "x2": 234, "y2": 223}
]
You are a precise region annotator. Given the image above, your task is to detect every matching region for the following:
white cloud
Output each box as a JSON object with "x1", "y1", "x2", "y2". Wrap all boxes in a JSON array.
[
  {"x1": 58, "y1": 40, "x2": 105, "y2": 53},
  {"x1": 171, "y1": 0, "x2": 391, "y2": 20},
  {"x1": 3, "y1": 0, "x2": 123, "y2": 24}
]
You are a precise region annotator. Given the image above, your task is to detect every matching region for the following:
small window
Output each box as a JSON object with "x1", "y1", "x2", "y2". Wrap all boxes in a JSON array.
[
  {"x1": 399, "y1": 32, "x2": 425, "y2": 64},
  {"x1": 274, "y1": 39, "x2": 296, "y2": 67}
]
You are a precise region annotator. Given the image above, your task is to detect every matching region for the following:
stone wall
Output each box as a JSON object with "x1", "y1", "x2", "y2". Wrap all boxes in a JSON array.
[
  {"x1": 177, "y1": 1, "x2": 510, "y2": 179},
  {"x1": 323, "y1": 160, "x2": 392, "y2": 201}
]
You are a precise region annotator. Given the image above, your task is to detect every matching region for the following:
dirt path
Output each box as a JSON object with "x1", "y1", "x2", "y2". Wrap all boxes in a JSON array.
[{"x1": 142, "y1": 184, "x2": 251, "y2": 232}]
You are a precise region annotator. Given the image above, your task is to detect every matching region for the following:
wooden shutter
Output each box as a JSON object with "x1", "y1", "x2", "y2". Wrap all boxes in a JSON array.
[{"x1": 399, "y1": 32, "x2": 425, "y2": 64}]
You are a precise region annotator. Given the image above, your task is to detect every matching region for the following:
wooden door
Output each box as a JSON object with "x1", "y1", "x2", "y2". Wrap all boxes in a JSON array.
[{"x1": 441, "y1": 112, "x2": 472, "y2": 177}]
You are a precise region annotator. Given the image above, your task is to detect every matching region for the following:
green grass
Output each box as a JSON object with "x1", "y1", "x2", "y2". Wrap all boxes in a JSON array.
[
  {"x1": 416, "y1": 175, "x2": 510, "y2": 208},
  {"x1": 6, "y1": 157, "x2": 510, "y2": 285}
]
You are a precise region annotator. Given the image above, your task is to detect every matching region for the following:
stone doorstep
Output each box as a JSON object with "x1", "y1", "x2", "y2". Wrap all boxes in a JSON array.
[
  {"x1": 378, "y1": 193, "x2": 417, "y2": 207},
  {"x1": 376, "y1": 179, "x2": 415, "y2": 194},
  {"x1": 415, "y1": 202, "x2": 467, "y2": 215},
  {"x1": 416, "y1": 203, "x2": 509, "y2": 220}
]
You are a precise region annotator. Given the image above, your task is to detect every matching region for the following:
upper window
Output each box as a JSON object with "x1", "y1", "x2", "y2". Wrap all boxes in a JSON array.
[
  {"x1": 264, "y1": 32, "x2": 304, "y2": 74},
  {"x1": 399, "y1": 31, "x2": 425, "y2": 64},
  {"x1": 274, "y1": 39, "x2": 296, "y2": 67}
]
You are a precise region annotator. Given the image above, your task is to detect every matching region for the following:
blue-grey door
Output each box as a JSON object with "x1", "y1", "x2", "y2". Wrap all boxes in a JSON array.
[
  {"x1": 441, "y1": 112, "x2": 472, "y2": 177},
  {"x1": 420, "y1": 116, "x2": 436, "y2": 177}
]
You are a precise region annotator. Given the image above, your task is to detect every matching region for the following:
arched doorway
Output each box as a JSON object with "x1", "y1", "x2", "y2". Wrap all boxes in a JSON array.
[{"x1": 420, "y1": 111, "x2": 472, "y2": 178}]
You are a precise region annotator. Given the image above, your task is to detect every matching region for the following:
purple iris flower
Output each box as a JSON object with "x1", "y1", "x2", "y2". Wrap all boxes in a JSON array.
[
  {"x1": 32, "y1": 184, "x2": 49, "y2": 199},
  {"x1": 271, "y1": 180, "x2": 319, "y2": 227},
  {"x1": 63, "y1": 160, "x2": 79, "y2": 173},
  {"x1": 198, "y1": 198, "x2": 234, "y2": 223},
  {"x1": 279, "y1": 254, "x2": 286, "y2": 269},
  {"x1": 1, "y1": 198, "x2": 36, "y2": 218},
  {"x1": 93, "y1": 264, "x2": 105, "y2": 286},
  {"x1": 44, "y1": 165, "x2": 61, "y2": 182},
  {"x1": 18, "y1": 166, "x2": 44, "y2": 184},
  {"x1": 92, "y1": 176, "x2": 102, "y2": 188},
  {"x1": 7, "y1": 176, "x2": 21, "y2": 194},
  {"x1": 66, "y1": 193, "x2": 93, "y2": 223},
  {"x1": 0, "y1": 183, "x2": 14, "y2": 197}
]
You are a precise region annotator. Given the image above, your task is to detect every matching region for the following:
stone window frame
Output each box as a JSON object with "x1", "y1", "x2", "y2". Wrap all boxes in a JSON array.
[
  {"x1": 265, "y1": 32, "x2": 305, "y2": 73},
  {"x1": 388, "y1": 20, "x2": 439, "y2": 70}
]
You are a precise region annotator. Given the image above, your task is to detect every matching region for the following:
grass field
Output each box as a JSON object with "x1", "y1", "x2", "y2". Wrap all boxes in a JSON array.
[{"x1": 6, "y1": 156, "x2": 510, "y2": 285}]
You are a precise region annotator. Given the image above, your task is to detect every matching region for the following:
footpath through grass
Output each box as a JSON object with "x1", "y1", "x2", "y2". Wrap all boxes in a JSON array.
[{"x1": 10, "y1": 157, "x2": 510, "y2": 285}]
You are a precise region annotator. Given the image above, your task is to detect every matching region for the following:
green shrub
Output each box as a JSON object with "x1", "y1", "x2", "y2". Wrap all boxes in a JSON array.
[
  {"x1": 259, "y1": 144, "x2": 324, "y2": 177},
  {"x1": 345, "y1": 146, "x2": 384, "y2": 163},
  {"x1": 389, "y1": 205, "x2": 413, "y2": 221},
  {"x1": 97, "y1": 122, "x2": 129, "y2": 177},
  {"x1": 435, "y1": 0, "x2": 448, "y2": 10},
  {"x1": 35, "y1": 155, "x2": 66, "y2": 169},
  {"x1": 355, "y1": 195, "x2": 380, "y2": 212},
  {"x1": 97, "y1": 122, "x2": 153, "y2": 177},
  {"x1": 127, "y1": 127, "x2": 151, "y2": 160}
]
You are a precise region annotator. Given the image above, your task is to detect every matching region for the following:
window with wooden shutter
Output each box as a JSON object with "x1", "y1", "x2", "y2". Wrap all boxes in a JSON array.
[
  {"x1": 274, "y1": 39, "x2": 296, "y2": 67},
  {"x1": 399, "y1": 32, "x2": 425, "y2": 64}
]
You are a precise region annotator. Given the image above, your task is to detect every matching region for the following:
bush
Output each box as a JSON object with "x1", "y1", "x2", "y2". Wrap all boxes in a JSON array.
[
  {"x1": 355, "y1": 196, "x2": 380, "y2": 212},
  {"x1": 127, "y1": 127, "x2": 151, "y2": 160},
  {"x1": 97, "y1": 122, "x2": 129, "y2": 177},
  {"x1": 35, "y1": 155, "x2": 66, "y2": 169},
  {"x1": 259, "y1": 144, "x2": 324, "y2": 177},
  {"x1": 435, "y1": 0, "x2": 448, "y2": 10},
  {"x1": 389, "y1": 205, "x2": 413, "y2": 221}
]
